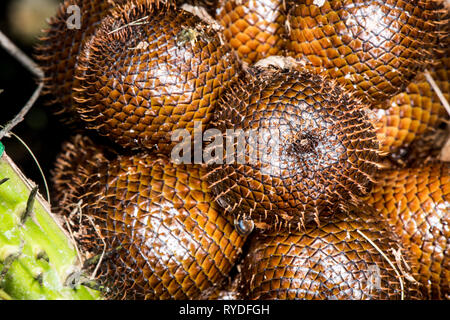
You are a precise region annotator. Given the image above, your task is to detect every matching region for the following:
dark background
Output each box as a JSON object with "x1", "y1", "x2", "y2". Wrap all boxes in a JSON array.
[{"x1": 0, "y1": 0, "x2": 68, "y2": 198}]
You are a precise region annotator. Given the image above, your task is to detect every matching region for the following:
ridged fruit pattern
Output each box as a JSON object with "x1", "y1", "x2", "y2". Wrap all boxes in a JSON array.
[
  {"x1": 216, "y1": 0, "x2": 287, "y2": 64},
  {"x1": 367, "y1": 163, "x2": 450, "y2": 299},
  {"x1": 74, "y1": 1, "x2": 241, "y2": 154},
  {"x1": 36, "y1": 0, "x2": 449, "y2": 301},
  {"x1": 35, "y1": 0, "x2": 128, "y2": 125},
  {"x1": 239, "y1": 209, "x2": 420, "y2": 300},
  {"x1": 207, "y1": 67, "x2": 380, "y2": 230},
  {"x1": 286, "y1": 0, "x2": 444, "y2": 104},
  {"x1": 374, "y1": 56, "x2": 450, "y2": 155},
  {"x1": 52, "y1": 135, "x2": 246, "y2": 299}
]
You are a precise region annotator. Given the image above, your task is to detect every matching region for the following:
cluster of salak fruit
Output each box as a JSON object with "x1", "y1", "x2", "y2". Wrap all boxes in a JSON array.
[{"x1": 35, "y1": 0, "x2": 449, "y2": 299}]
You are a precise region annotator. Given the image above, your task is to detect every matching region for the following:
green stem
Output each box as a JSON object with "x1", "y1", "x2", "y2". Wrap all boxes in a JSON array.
[{"x1": 0, "y1": 150, "x2": 101, "y2": 300}]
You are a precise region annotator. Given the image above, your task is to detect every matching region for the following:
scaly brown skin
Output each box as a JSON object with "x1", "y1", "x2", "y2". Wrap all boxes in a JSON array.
[
  {"x1": 374, "y1": 56, "x2": 450, "y2": 156},
  {"x1": 367, "y1": 163, "x2": 450, "y2": 299},
  {"x1": 42, "y1": 0, "x2": 449, "y2": 301},
  {"x1": 73, "y1": 1, "x2": 241, "y2": 154},
  {"x1": 52, "y1": 135, "x2": 247, "y2": 300},
  {"x1": 216, "y1": 0, "x2": 287, "y2": 64},
  {"x1": 35, "y1": 0, "x2": 129, "y2": 126},
  {"x1": 239, "y1": 208, "x2": 422, "y2": 300},
  {"x1": 286, "y1": 0, "x2": 446, "y2": 105},
  {"x1": 207, "y1": 66, "x2": 380, "y2": 231}
]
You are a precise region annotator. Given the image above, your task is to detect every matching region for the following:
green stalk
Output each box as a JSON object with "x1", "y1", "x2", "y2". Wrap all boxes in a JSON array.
[{"x1": 0, "y1": 147, "x2": 101, "y2": 300}]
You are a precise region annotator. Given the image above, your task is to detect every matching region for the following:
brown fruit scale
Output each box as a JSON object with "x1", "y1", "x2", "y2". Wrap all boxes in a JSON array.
[
  {"x1": 239, "y1": 209, "x2": 421, "y2": 300},
  {"x1": 74, "y1": 1, "x2": 240, "y2": 154},
  {"x1": 286, "y1": 0, "x2": 444, "y2": 105},
  {"x1": 36, "y1": 0, "x2": 128, "y2": 125},
  {"x1": 208, "y1": 67, "x2": 380, "y2": 230},
  {"x1": 53, "y1": 135, "x2": 246, "y2": 300},
  {"x1": 216, "y1": 0, "x2": 287, "y2": 64},
  {"x1": 374, "y1": 56, "x2": 450, "y2": 155},
  {"x1": 367, "y1": 162, "x2": 450, "y2": 299}
]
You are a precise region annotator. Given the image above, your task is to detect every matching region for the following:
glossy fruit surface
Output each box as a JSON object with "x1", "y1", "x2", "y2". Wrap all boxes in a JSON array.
[
  {"x1": 239, "y1": 209, "x2": 419, "y2": 299},
  {"x1": 74, "y1": 1, "x2": 240, "y2": 153},
  {"x1": 374, "y1": 56, "x2": 450, "y2": 155},
  {"x1": 208, "y1": 67, "x2": 380, "y2": 230},
  {"x1": 367, "y1": 162, "x2": 449, "y2": 299},
  {"x1": 53, "y1": 135, "x2": 246, "y2": 299},
  {"x1": 216, "y1": 0, "x2": 287, "y2": 64},
  {"x1": 286, "y1": 0, "x2": 444, "y2": 104},
  {"x1": 36, "y1": 0, "x2": 127, "y2": 125}
]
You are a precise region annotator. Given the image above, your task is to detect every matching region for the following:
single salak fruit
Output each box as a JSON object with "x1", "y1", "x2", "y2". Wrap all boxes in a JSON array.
[
  {"x1": 206, "y1": 63, "x2": 380, "y2": 231},
  {"x1": 52, "y1": 135, "x2": 247, "y2": 299},
  {"x1": 239, "y1": 208, "x2": 421, "y2": 300},
  {"x1": 286, "y1": 0, "x2": 446, "y2": 105},
  {"x1": 73, "y1": 0, "x2": 241, "y2": 154}
]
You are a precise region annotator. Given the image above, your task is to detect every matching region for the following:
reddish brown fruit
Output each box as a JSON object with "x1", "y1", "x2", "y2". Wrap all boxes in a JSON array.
[
  {"x1": 35, "y1": 0, "x2": 128, "y2": 125},
  {"x1": 367, "y1": 163, "x2": 450, "y2": 299},
  {"x1": 207, "y1": 66, "x2": 380, "y2": 231},
  {"x1": 53, "y1": 135, "x2": 246, "y2": 300},
  {"x1": 74, "y1": 1, "x2": 240, "y2": 154},
  {"x1": 239, "y1": 209, "x2": 420, "y2": 300},
  {"x1": 286, "y1": 0, "x2": 446, "y2": 105},
  {"x1": 374, "y1": 56, "x2": 450, "y2": 155},
  {"x1": 216, "y1": 0, "x2": 287, "y2": 64}
]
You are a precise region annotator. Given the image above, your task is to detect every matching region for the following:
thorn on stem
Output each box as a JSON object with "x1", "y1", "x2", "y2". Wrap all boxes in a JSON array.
[
  {"x1": 21, "y1": 186, "x2": 38, "y2": 225},
  {"x1": 34, "y1": 272, "x2": 44, "y2": 287},
  {"x1": 79, "y1": 277, "x2": 104, "y2": 292},
  {"x1": 36, "y1": 251, "x2": 49, "y2": 263},
  {"x1": 65, "y1": 271, "x2": 82, "y2": 289},
  {"x1": 0, "y1": 241, "x2": 24, "y2": 282}
]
